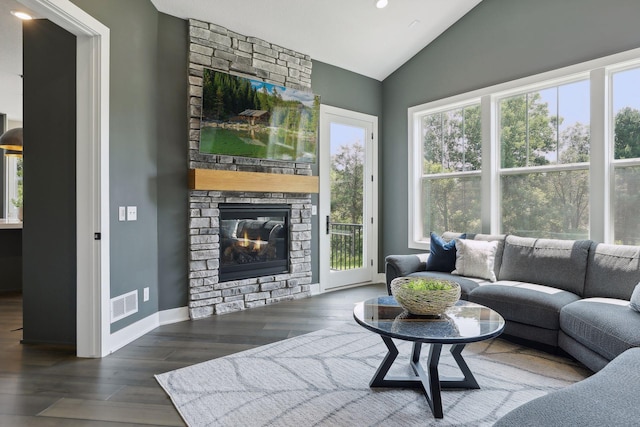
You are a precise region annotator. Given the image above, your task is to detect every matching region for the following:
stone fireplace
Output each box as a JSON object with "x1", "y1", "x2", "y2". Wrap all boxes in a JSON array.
[
  {"x1": 189, "y1": 187, "x2": 314, "y2": 319},
  {"x1": 186, "y1": 19, "x2": 317, "y2": 319}
]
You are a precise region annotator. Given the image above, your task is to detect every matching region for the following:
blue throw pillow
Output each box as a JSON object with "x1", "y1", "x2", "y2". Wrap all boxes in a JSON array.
[
  {"x1": 630, "y1": 283, "x2": 640, "y2": 312},
  {"x1": 425, "y1": 232, "x2": 466, "y2": 272}
]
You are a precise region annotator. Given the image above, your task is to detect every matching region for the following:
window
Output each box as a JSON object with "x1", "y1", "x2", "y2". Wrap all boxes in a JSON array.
[
  {"x1": 408, "y1": 46, "x2": 640, "y2": 249},
  {"x1": 419, "y1": 104, "x2": 482, "y2": 242},
  {"x1": 498, "y1": 80, "x2": 590, "y2": 239},
  {"x1": 4, "y1": 155, "x2": 22, "y2": 219},
  {"x1": 612, "y1": 67, "x2": 640, "y2": 244}
]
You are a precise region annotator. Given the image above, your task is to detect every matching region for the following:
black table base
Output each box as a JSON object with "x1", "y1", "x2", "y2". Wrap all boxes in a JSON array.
[{"x1": 369, "y1": 336, "x2": 480, "y2": 419}]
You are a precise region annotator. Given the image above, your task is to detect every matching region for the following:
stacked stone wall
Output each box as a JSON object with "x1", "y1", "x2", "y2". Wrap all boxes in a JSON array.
[{"x1": 186, "y1": 20, "x2": 314, "y2": 319}]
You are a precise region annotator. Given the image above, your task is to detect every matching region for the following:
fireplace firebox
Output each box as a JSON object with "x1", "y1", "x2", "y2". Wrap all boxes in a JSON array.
[{"x1": 219, "y1": 204, "x2": 290, "y2": 282}]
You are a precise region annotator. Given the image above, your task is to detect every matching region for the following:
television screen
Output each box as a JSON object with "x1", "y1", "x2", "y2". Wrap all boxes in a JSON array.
[{"x1": 200, "y1": 69, "x2": 320, "y2": 163}]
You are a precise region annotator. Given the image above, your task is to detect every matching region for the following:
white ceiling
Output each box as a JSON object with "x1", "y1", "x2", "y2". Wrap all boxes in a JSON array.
[
  {"x1": 0, "y1": 0, "x2": 26, "y2": 123},
  {"x1": 150, "y1": 0, "x2": 482, "y2": 81},
  {"x1": 0, "y1": 0, "x2": 482, "y2": 123}
]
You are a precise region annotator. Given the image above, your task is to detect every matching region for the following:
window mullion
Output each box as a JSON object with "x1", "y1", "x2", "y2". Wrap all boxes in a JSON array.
[
  {"x1": 480, "y1": 95, "x2": 497, "y2": 233},
  {"x1": 589, "y1": 67, "x2": 610, "y2": 243}
]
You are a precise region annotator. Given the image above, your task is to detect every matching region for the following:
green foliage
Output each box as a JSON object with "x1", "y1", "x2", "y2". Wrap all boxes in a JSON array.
[
  {"x1": 602, "y1": 108, "x2": 640, "y2": 243},
  {"x1": 499, "y1": 93, "x2": 555, "y2": 168},
  {"x1": 614, "y1": 107, "x2": 640, "y2": 159},
  {"x1": 330, "y1": 142, "x2": 364, "y2": 224},
  {"x1": 403, "y1": 278, "x2": 455, "y2": 291},
  {"x1": 202, "y1": 69, "x2": 318, "y2": 136},
  {"x1": 11, "y1": 158, "x2": 23, "y2": 208},
  {"x1": 421, "y1": 105, "x2": 482, "y2": 234}
]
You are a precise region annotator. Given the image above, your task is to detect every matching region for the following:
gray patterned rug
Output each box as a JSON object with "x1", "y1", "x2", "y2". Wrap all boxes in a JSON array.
[{"x1": 155, "y1": 322, "x2": 589, "y2": 427}]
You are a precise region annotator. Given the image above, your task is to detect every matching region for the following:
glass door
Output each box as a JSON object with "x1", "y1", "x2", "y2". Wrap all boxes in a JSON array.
[{"x1": 320, "y1": 105, "x2": 377, "y2": 290}]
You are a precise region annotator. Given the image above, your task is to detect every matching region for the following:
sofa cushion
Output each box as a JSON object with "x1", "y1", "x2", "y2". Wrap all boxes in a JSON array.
[
  {"x1": 469, "y1": 281, "x2": 581, "y2": 330},
  {"x1": 631, "y1": 283, "x2": 640, "y2": 312},
  {"x1": 406, "y1": 271, "x2": 482, "y2": 300},
  {"x1": 584, "y1": 242, "x2": 640, "y2": 299},
  {"x1": 452, "y1": 239, "x2": 499, "y2": 281},
  {"x1": 494, "y1": 347, "x2": 640, "y2": 427},
  {"x1": 560, "y1": 297, "x2": 640, "y2": 361},
  {"x1": 425, "y1": 232, "x2": 465, "y2": 272},
  {"x1": 498, "y1": 236, "x2": 591, "y2": 296}
]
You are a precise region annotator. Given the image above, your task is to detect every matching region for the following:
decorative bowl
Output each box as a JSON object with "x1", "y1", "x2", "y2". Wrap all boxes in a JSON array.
[{"x1": 390, "y1": 277, "x2": 461, "y2": 316}]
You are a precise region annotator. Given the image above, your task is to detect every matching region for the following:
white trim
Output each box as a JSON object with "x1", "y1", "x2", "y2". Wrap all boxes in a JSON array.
[
  {"x1": 589, "y1": 68, "x2": 609, "y2": 244},
  {"x1": 109, "y1": 307, "x2": 189, "y2": 354},
  {"x1": 319, "y1": 104, "x2": 379, "y2": 291},
  {"x1": 20, "y1": 0, "x2": 110, "y2": 357},
  {"x1": 159, "y1": 306, "x2": 190, "y2": 326},
  {"x1": 480, "y1": 95, "x2": 498, "y2": 233}
]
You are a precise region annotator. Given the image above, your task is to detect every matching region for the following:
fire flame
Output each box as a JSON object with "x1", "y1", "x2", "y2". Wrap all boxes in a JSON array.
[
  {"x1": 239, "y1": 231, "x2": 264, "y2": 251},
  {"x1": 240, "y1": 231, "x2": 249, "y2": 248},
  {"x1": 254, "y1": 237, "x2": 263, "y2": 251}
]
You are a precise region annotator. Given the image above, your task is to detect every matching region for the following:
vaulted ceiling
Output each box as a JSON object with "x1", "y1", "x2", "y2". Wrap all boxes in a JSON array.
[{"x1": 150, "y1": 0, "x2": 482, "y2": 81}]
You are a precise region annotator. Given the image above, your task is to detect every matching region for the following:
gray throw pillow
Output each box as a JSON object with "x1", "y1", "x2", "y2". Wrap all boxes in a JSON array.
[{"x1": 630, "y1": 283, "x2": 640, "y2": 312}]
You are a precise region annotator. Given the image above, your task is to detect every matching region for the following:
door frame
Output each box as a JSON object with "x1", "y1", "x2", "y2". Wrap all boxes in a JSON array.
[
  {"x1": 21, "y1": 0, "x2": 110, "y2": 357},
  {"x1": 319, "y1": 104, "x2": 379, "y2": 292}
]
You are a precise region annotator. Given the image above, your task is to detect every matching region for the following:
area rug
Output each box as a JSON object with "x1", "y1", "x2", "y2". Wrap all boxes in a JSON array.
[{"x1": 155, "y1": 322, "x2": 589, "y2": 427}]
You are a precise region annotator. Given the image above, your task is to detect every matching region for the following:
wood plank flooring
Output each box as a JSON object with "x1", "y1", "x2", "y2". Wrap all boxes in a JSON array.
[{"x1": 0, "y1": 283, "x2": 386, "y2": 426}]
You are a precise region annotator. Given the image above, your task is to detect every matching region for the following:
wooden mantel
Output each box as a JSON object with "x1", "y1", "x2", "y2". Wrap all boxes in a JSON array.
[{"x1": 189, "y1": 169, "x2": 319, "y2": 193}]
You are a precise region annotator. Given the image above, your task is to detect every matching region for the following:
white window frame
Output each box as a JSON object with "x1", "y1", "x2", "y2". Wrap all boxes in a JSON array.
[{"x1": 408, "y1": 46, "x2": 640, "y2": 250}]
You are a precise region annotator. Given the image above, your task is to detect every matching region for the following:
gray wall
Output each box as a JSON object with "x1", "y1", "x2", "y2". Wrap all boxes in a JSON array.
[
  {"x1": 22, "y1": 18, "x2": 76, "y2": 345},
  {"x1": 381, "y1": 0, "x2": 640, "y2": 257},
  {"x1": 71, "y1": 0, "x2": 161, "y2": 331},
  {"x1": 157, "y1": 13, "x2": 188, "y2": 310},
  {"x1": 311, "y1": 61, "x2": 383, "y2": 276}
]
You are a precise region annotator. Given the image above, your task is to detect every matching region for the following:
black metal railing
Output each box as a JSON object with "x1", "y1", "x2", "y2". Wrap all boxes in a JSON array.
[{"x1": 330, "y1": 222, "x2": 363, "y2": 270}]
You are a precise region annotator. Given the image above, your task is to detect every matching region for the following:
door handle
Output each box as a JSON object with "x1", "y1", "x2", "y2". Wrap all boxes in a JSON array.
[{"x1": 326, "y1": 215, "x2": 330, "y2": 235}]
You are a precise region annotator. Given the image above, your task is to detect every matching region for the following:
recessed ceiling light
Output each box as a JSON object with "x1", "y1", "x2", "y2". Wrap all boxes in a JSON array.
[
  {"x1": 10, "y1": 10, "x2": 33, "y2": 20},
  {"x1": 408, "y1": 20, "x2": 420, "y2": 29},
  {"x1": 375, "y1": 0, "x2": 388, "y2": 9}
]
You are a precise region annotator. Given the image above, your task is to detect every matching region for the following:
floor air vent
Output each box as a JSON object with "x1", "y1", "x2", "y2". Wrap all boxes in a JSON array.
[{"x1": 110, "y1": 290, "x2": 138, "y2": 323}]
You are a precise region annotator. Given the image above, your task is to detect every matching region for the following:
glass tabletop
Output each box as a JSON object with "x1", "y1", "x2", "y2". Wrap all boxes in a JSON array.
[{"x1": 353, "y1": 296, "x2": 505, "y2": 344}]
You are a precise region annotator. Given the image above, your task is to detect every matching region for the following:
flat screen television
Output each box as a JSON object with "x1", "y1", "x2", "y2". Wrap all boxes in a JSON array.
[{"x1": 199, "y1": 68, "x2": 320, "y2": 163}]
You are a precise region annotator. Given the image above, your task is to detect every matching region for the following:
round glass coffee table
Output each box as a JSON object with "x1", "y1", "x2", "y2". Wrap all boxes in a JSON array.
[{"x1": 353, "y1": 296, "x2": 505, "y2": 419}]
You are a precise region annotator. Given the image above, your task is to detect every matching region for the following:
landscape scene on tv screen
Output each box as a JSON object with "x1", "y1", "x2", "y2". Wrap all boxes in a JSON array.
[{"x1": 200, "y1": 69, "x2": 320, "y2": 163}]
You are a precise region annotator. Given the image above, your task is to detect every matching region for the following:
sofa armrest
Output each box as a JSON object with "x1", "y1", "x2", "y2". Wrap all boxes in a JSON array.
[{"x1": 385, "y1": 253, "x2": 428, "y2": 294}]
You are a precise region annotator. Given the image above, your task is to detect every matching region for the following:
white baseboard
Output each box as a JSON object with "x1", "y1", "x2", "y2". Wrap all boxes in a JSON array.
[
  {"x1": 159, "y1": 306, "x2": 190, "y2": 325},
  {"x1": 108, "y1": 306, "x2": 189, "y2": 354}
]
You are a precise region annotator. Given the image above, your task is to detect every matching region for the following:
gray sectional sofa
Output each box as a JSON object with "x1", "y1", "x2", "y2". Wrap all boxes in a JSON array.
[
  {"x1": 386, "y1": 232, "x2": 640, "y2": 423},
  {"x1": 385, "y1": 232, "x2": 640, "y2": 371}
]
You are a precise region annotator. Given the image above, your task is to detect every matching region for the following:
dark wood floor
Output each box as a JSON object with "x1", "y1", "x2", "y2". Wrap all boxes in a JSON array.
[{"x1": 0, "y1": 283, "x2": 386, "y2": 426}]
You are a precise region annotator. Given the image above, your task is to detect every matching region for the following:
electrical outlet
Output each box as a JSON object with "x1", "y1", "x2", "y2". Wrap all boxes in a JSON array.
[
  {"x1": 127, "y1": 206, "x2": 137, "y2": 221},
  {"x1": 143, "y1": 287, "x2": 149, "y2": 302},
  {"x1": 118, "y1": 206, "x2": 126, "y2": 221}
]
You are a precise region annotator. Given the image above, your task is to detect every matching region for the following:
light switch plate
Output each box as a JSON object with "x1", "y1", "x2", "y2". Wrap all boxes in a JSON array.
[
  {"x1": 127, "y1": 206, "x2": 137, "y2": 221},
  {"x1": 118, "y1": 206, "x2": 126, "y2": 221},
  {"x1": 143, "y1": 287, "x2": 149, "y2": 302}
]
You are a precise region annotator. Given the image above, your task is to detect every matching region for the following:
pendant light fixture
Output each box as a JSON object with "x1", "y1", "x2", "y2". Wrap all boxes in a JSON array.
[{"x1": 0, "y1": 128, "x2": 23, "y2": 152}]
